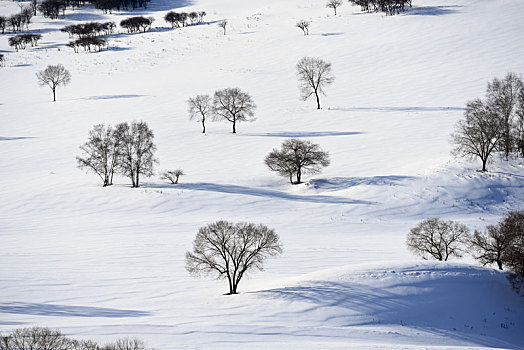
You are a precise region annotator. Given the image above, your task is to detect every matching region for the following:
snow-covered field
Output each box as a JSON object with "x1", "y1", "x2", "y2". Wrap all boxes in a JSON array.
[{"x1": 1, "y1": 0, "x2": 524, "y2": 348}]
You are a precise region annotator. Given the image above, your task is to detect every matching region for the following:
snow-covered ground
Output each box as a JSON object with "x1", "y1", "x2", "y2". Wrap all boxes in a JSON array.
[{"x1": 1, "y1": 0, "x2": 524, "y2": 348}]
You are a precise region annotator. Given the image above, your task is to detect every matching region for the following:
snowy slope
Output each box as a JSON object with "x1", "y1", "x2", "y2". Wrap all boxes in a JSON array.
[{"x1": 1, "y1": 0, "x2": 524, "y2": 348}]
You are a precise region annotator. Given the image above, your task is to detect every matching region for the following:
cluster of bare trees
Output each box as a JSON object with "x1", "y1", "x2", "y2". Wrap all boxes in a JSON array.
[
  {"x1": 164, "y1": 10, "x2": 207, "y2": 28},
  {"x1": 452, "y1": 73, "x2": 524, "y2": 171},
  {"x1": 265, "y1": 139, "x2": 330, "y2": 184},
  {"x1": 8, "y1": 33, "x2": 42, "y2": 51},
  {"x1": 120, "y1": 16, "x2": 154, "y2": 33},
  {"x1": 0, "y1": 327, "x2": 151, "y2": 350},
  {"x1": 186, "y1": 221, "x2": 283, "y2": 294},
  {"x1": 77, "y1": 121, "x2": 157, "y2": 188},
  {"x1": 187, "y1": 88, "x2": 256, "y2": 133},
  {"x1": 93, "y1": 0, "x2": 151, "y2": 13},
  {"x1": 0, "y1": 8, "x2": 33, "y2": 33},
  {"x1": 38, "y1": 0, "x2": 66, "y2": 19},
  {"x1": 62, "y1": 22, "x2": 115, "y2": 38},
  {"x1": 407, "y1": 212, "x2": 524, "y2": 293},
  {"x1": 349, "y1": 0, "x2": 412, "y2": 15}
]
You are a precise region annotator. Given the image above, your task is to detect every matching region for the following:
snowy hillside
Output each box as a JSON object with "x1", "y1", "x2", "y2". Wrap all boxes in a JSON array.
[{"x1": 1, "y1": 0, "x2": 524, "y2": 348}]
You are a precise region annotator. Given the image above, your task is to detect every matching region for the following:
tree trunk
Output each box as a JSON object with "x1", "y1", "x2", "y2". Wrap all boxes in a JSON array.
[
  {"x1": 481, "y1": 157, "x2": 487, "y2": 172},
  {"x1": 52, "y1": 88, "x2": 56, "y2": 102},
  {"x1": 232, "y1": 120, "x2": 236, "y2": 133},
  {"x1": 315, "y1": 92, "x2": 320, "y2": 109},
  {"x1": 296, "y1": 168, "x2": 302, "y2": 184},
  {"x1": 202, "y1": 119, "x2": 206, "y2": 133},
  {"x1": 135, "y1": 171, "x2": 140, "y2": 187},
  {"x1": 497, "y1": 260, "x2": 503, "y2": 270}
]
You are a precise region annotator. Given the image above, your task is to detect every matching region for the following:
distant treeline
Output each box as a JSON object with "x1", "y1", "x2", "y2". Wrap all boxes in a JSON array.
[{"x1": 349, "y1": 0, "x2": 412, "y2": 15}]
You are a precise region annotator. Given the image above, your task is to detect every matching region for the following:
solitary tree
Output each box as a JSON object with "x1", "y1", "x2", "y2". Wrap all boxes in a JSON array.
[
  {"x1": 486, "y1": 73, "x2": 523, "y2": 159},
  {"x1": 218, "y1": 20, "x2": 227, "y2": 35},
  {"x1": 451, "y1": 99, "x2": 503, "y2": 171},
  {"x1": 160, "y1": 169, "x2": 184, "y2": 184},
  {"x1": 470, "y1": 224, "x2": 515, "y2": 270},
  {"x1": 296, "y1": 20, "x2": 310, "y2": 35},
  {"x1": 326, "y1": 0, "x2": 343, "y2": 15},
  {"x1": 407, "y1": 218, "x2": 470, "y2": 261},
  {"x1": 36, "y1": 64, "x2": 71, "y2": 102},
  {"x1": 117, "y1": 121, "x2": 157, "y2": 188},
  {"x1": 265, "y1": 139, "x2": 330, "y2": 184},
  {"x1": 296, "y1": 57, "x2": 334, "y2": 109},
  {"x1": 188, "y1": 94, "x2": 211, "y2": 133},
  {"x1": 186, "y1": 221, "x2": 283, "y2": 295},
  {"x1": 212, "y1": 88, "x2": 256, "y2": 133},
  {"x1": 77, "y1": 124, "x2": 122, "y2": 187}
]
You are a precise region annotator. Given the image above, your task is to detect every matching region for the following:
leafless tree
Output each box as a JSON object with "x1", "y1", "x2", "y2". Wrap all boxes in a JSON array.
[
  {"x1": 77, "y1": 124, "x2": 123, "y2": 187},
  {"x1": 160, "y1": 169, "x2": 184, "y2": 184},
  {"x1": 515, "y1": 89, "x2": 524, "y2": 157},
  {"x1": 0, "y1": 16, "x2": 6, "y2": 34},
  {"x1": 36, "y1": 64, "x2": 71, "y2": 102},
  {"x1": 117, "y1": 121, "x2": 157, "y2": 188},
  {"x1": 188, "y1": 94, "x2": 211, "y2": 133},
  {"x1": 451, "y1": 99, "x2": 504, "y2": 171},
  {"x1": 218, "y1": 20, "x2": 227, "y2": 35},
  {"x1": 407, "y1": 218, "x2": 470, "y2": 261},
  {"x1": 3, "y1": 327, "x2": 70, "y2": 350},
  {"x1": 212, "y1": 88, "x2": 256, "y2": 133},
  {"x1": 265, "y1": 139, "x2": 330, "y2": 184},
  {"x1": 470, "y1": 224, "x2": 514, "y2": 270},
  {"x1": 296, "y1": 20, "x2": 310, "y2": 35},
  {"x1": 486, "y1": 72, "x2": 523, "y2": 159},
  {"x1": 326, "y1": 0, "x2": 343, "y2": 15},
  {"x1": 103, "y1": 338, "x2": 146, "y2": 350},
  {"x1": 296, "y1": 57, "x2": 334, "y2": 109},
  {"x1": 186, "y1": 221, "x2": 283, "y2": 294}
]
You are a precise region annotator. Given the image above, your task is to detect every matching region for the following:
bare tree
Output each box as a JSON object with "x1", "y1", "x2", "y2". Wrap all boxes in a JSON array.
[
  {"x1": 265, "y1": 139, "x2": 330, "y2": 184},
  {"x1": 486, "y1": 72, "x2": 523, "y2": 159},
  {"x1": 515, "y1": 89, "x2": 524, "y2": 157},
  {"x1": 218, "y1": 20, "x2": 227, "y2": 35},
  {"x1": 186, "y1": 221, "x2": 283, "y2": 294},
  {"x1": 407, "y1": 218, "x2": 470, "y2": 261},
  {"x1": 471, "y1": 224, "x2": 514, "y2": 270},
  {"x1": 36, "y1": 64, "x2": 71, "y2": 102},
  {"x1": 296, "y1": 57, "x2": 334, "y2": 109},
  {"x1": 188, "y1": 94, "x2": 211, "y2": 133},
  {"x1": 296, "y1": 20, "x2": 310, "y2": 35},
  {"x1": 77, "y1": 124, "x2": 122, "y2": 187},
  {"x1": 117, "y1": 121, "x2": 157, "y2": 188},
  {"x1": 326, "y1": 0, "x2": 343, "y2": 15},
  {"x1": 451, "y1": 99, "x2": 503, "y2": 171},
  {"x1": 5, "y1": 327, "x2": 70, "y2": 350},
  {"x1": 212, "y1": 88, "x2": 256, "y2": 133},
  {"x1": 160, "y1": 169, "x2": 184, "y2": 184}
]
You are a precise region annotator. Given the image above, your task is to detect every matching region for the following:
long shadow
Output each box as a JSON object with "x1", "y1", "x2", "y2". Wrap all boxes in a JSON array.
[
  {"x1": 405, "y1": 5, "x2": 462, "y2": 16},
  {"x1": 83, "y1": 94, "x2": 145, "y2": 100},
  {"x1": 149, "y1": 182, "x2": 374, "y2": 205},
  {"x1": 309, "y1": 175, "x2": 416, "y2": 191},
  {"x1": 0, "y1": 137, "x2": 37, "y2": 141},
  {"x1": 332, "y1": 106, "x2": 464, "y2": 113},
  {"x1": 253, "y1": 265, "x2": 524, "y2": 348},
  {"x1": 0, "y1": 302, "x2": 151, "y2": 318},
  {"x1": 244, "y1": 131, "x2": 364, "y2": 138}
]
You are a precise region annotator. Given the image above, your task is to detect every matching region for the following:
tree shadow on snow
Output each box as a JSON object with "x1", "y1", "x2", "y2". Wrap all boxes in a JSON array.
[
  {"x1": 308, "y1": 175, "x2": 416, "y2": 191},
  {"x1": 404, "y1": 5, "x2": 462, "y2": 16},
  {"x1": 253, "y1": 265, "x2": 524, "y2": 348},
  {"x1": 244, "y1": 131, "x2": 364, "y2": 138},
  {"x1": 331, "y1": 106, "x2": 464, "y2": 113},
  {"x1": 148, "y1": 182, "x2": 374, "y2": 205},
  {"x1": 0, "y1": 302, "x2": 151, "y2": 318},
  {"x1": 0, "y1": 136, "x2": 37, "y2": 141},
  {"x1": 83, "y1": 94, "x2": 145, "y2": 100}
]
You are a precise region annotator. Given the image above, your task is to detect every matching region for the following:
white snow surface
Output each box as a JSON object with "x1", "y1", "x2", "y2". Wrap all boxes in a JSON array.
[{"x1": 1, "y1": 0, "x2": 524, "y2": 348}]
